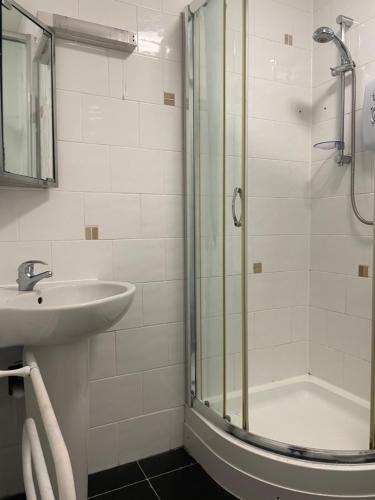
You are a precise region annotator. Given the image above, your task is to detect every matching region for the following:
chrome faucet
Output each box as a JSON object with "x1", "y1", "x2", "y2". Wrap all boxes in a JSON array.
[{"x1": 17, "y1": 260, "x2": 53, "y2": 292}]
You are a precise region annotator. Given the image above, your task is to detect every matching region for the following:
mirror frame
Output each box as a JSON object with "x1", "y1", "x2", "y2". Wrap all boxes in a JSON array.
[{"x1": 0, "y1": 0, "x2": 57, "y2": 188}]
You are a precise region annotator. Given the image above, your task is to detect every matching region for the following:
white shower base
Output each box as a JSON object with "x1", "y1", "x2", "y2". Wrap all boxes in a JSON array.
[
  {"x1": 226, "y1": 375, "x2": 370, "y2": 451},
  {"x1": 185, "y1": 376, "x2": 375, "y2": 499}
]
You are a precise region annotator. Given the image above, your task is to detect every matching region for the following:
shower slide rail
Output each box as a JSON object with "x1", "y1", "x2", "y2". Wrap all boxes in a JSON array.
[{"x1": 0, "y1": 352, "x2": 76, "y2": 500}]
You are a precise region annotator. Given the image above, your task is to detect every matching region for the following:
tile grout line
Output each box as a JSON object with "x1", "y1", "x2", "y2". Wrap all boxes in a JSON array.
[
  {"x1": 88, "y1": 478, "x2": 148, "y2": 499},
  {"x1": 88, "y1": 452, "x2": 197, "y2": 499},
  {"x1": 146, "y1": 462, "x2": 197, "y2": 481},
  {"x1": 137, "y1": 461, "x2": 161, "y2": 500}
]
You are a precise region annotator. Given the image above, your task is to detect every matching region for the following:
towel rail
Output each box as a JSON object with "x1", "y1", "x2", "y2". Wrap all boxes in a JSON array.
[
  {"x1": 0, "y1": 352, "x2": 76, "y2": 500},
  {"x1": 23, "y1": 418, "x2": 54, "y2": 500}
]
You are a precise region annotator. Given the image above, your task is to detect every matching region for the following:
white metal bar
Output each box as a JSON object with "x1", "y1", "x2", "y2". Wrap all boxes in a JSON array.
[
  {"x1": 23, "y1": 423, "x2": 38, "y2": 500},
  {"x1": 25, "y1": 351, "x2": 76, "y2": 500},
  {"x1": 23, "y1": 418, "x2": 55, "y2": 500},
  {"x1": 0, "y1": 367, "x2": 31, "y2": 379}
]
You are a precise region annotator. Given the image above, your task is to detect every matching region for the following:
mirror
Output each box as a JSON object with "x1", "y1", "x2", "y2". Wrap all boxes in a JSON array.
[{"x1": 0, "y1": 0, "x2": 57, "y2": 187}]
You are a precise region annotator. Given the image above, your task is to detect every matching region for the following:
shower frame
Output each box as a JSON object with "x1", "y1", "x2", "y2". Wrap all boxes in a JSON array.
[{"x1": 184, "y1": 0, "x2": 375, "y2": 465}]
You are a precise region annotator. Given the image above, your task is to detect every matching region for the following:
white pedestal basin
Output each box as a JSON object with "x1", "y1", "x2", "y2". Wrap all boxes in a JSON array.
[
  {"x1": 0, "y1": 279, "x2": 136, "y2": 500},
  {"x1": 0, "y1": 280, "x2": 136, "y2": 347}
]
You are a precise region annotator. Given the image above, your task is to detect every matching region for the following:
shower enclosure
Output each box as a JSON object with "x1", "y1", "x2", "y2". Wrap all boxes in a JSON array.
[{"x1": 184, "y1": 0, "x2": 375, "y2": 497}]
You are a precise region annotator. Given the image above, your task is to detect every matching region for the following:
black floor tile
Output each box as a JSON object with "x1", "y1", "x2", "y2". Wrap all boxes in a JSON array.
[
  {"x1": 139, "y1": 447, "x2": 196, "y2": 478},
  {"x1": 151, "y1": 463, "x2": 238, "y2": 500},
  {"x1": 92, "y1": 481, "x2": 158, "y2": 500},
  {"x1": 88, "y1": 462, "x2": 145, "y2": 497},
  {"x1": 4, "y1": 495, "x2": 26, "y2": 500}
]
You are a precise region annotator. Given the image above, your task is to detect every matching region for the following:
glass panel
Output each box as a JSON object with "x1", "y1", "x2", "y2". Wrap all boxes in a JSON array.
[
  {"x1": 2, "y1": 4, "x2": 54, "y2": 180},
  {"x1": 224, "y1": 0, "x2": 246, "y2": 428},
  {"x1": 193, "y1": 0, "x2": 225, "y2": 417},
  {"x1": 246, "y1": 0, "x2": 373, "y2": 453}
]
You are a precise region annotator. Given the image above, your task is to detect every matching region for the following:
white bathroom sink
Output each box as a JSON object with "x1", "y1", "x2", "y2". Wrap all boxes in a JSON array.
[{"x1": 0, "y1": 280, "x2": 136, "y2": 347}]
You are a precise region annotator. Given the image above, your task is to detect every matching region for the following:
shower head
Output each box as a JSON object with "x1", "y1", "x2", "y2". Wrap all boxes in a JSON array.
[
  {"x1": 313, "y1": 26, "x2": 354, "y2": 66},
  {"x1": 313, "y1": 26, "x2": 335, "y2": 43}
]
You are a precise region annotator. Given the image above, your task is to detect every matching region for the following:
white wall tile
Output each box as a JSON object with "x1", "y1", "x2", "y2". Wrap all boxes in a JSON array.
[
  {"x1": 343, "y1": 355, "x2": 371, "y2": 400},
  {"x1": 51, "y1": 241, "x2": 113, "y2": 281},
  {"x1": 249, "y1": 36, "x2": 276, "y2": 81},
  {"x1": 143, "y1": 280, "x2": 184, "y2": 325},
  {"x1": 276, "y1": 0, "x2": 313, "y2": 13},
  {"x1": 88, "y1": 424, "x2": 118, "y2": 474},
  {"x1": 248, "y1": 198, "x2": 309, "y2": 235},
  {"x1": 108, "y1": 52, "x2": 125, "y2": 99},
  {"x1": 165, "y1": 238, "x2": 184, "y2": 280},
  {"x1": 56, "y1": 42, "x2": 109, "y2": 96},
  {"x1": 343, "y1": 316, "x2": 372, "y2": 362},
  {"x1": 142, "y1": 364, "x2": 184, "y2": 413},
  {"x1": 162, "y1": 0, "x2": 186, "y2": 14},
  {"x1": 113, "y1": 239, "x2": 165, "y2": 282},
  {"x1": 167, "y1": 323, "x2": 184, "y2": 365},
  {"x1": 84, "y1": 194, "x2": 141, "y2": 239},
  {"x1": 292, "y1": 307, "x2": 309, "y2": 341},
  {"x1": 90, "y1": 333, "x2": 116, "y2": 381},
  {"x1": 254, "y1": 308, "x2": 292, "y2": 348},
  {"x1": 125, "y1": 55, "x2": 163, "y2": 103},
  {"x1": 248, "y1": 271, "x2": 309, "y2": 311},
  {"x1": 117, "y1": 411, "x2": 171, "y2": 464},
  {"x1": 18, "y1": 0, "x2": 78, "y2": 16},
  {"x1": 274, "y1": 44, "x2": 312, "y2": 88},
  {"x1": 58, "y1": 142, "x2": 111, "y2": 193},
  {"x1": 130, "y1": 0, "x2": 161, "y2": 10},
  {"x1": 273, "y1": 342, "x2": 308, "y2": 380},
  {"x1": 140, "y1": 104, "x2": 182, "y2": 151},
  {"x1": 163, "y1": 61, "x2": 182, "y2": 107},
  {"x1": 310, "y1": 271, "x2": 346, "y2": 312},
  {"x1": 311, "y1": 197, "x2": 348, "y2": 235},
  {"x1": 346, "y1": 277, "x2": 372, "y2": 319},
  {"x1": 19, "y1": 191, "x2": 84, "y2": 241},
  {"x1": 116, "y1": 325, "x2": 170, "y2": 374},
  {"x1": 90, "y1": 374, "x2": 142, "y2": 427},
  {"x1": 56, "y1": 91, "x2": 82, "y2": 142},
  {"x1": 309, "y1": 342, "x2": 344, "y2": 387},
  {"x1": 137, "y1": 9, "x2": 181, "y2": 61},
  {"x1": 0, "y1": 192, "x2": 20, "y2": 242},
  {"x1": 249, "y1": 235, "x2": 309, "y2": 272},
  {"x1": 248, "y1": 158, "x2": 309, "y2": 198},
  {"x1": 110, "y1": 148, "x2": 164, "y2": 194},
  {"x1": 164, "y1": 151, "x2": 183, "y2": 194},
  {"x1": 82, "y1": 95, "x2": 139, "y2": 147},
  {"x1": 248, "y1": 348, "x2": 274, "y2": 386},
  {"x1": 309, "y1": 307, "x2": 328, "y2": 345},
  {"x1": 79, "y1": 0, "x2": 137, "y2": 32},
  {"x1": 168, "y1": 406, "x2": 184, "y2": 448},
  {"x1": 351, "y1": 17, "x2": 375, "y2": 67},
  {"x1": 310, "y1": 235, "x2": 372, "y2": 276},
  {"x1": 141, "y1": 195, "x2": 183, "y2": 238},
  {"x1": 248, "y1": 118, "x2": 309, "y2": 162},
  {"x1": 254, "y1": 0, "x2": 312, "y2": 50}
]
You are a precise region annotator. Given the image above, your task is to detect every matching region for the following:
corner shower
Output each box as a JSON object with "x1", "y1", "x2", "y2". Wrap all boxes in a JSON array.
[{"x1": 184, "y1": 0, "x2": 375, "y2": 498}]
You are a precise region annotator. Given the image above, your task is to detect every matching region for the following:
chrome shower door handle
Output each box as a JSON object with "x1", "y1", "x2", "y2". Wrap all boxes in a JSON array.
[{"x1": 232, "y1": 187, "x2": 242, "y2": 228}]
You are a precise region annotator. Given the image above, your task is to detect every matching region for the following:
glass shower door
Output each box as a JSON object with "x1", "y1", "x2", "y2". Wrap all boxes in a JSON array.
[
  {"x1": 189, "y1": 0, "x2": 247, "y2": 428},
  {"x1": 193, "y1": 0, "x2": 226, "y2": 418}
]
